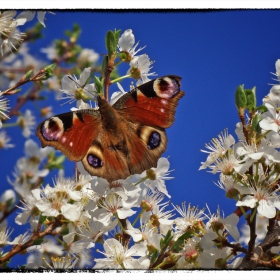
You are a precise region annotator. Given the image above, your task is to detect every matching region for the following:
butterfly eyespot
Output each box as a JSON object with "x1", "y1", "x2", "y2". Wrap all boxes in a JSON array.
[
  {"x1": 87, "y1": 154, "x2": 103, "y2": 168},
  {"x1": 153, "y1": 77, "x2": 180, "y2": 99},
  {"x1": 41, "y1": 117, "x2": 64, "y2": 141},
  {"x1": 147, "y1": 131, "x2": 161, "y2": 150}
]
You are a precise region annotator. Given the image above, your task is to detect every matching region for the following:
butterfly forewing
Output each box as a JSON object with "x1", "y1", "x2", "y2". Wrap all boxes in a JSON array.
[
  {"x1": 113, "y1": 75, "x2": 184, "y2": 128},
  {"x1": 36, "y1": 110, "x2": 101, "y2": 161}
]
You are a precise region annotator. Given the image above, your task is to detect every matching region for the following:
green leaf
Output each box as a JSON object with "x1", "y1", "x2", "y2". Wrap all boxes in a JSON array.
[
  {"x1": 32, "y1": 237, "x2": 44, "y2": 246},
  {"x1": 257, "y1": 105, "x2": 268, "y2": 113},
  {"x1": 24, "y1": 70, "x2": 33, "y2": 80},
  {"x1": 245, "y1": 87, "x2": 257, "y2": 111},
  {"x1": 39, "y1": 215, "x2": 47, "y2": 224},
  {"x1": 235, "y1": 85, "x2": 247, "y2": 109},
  {"x1": 105, "y1": 30, "x2": 116, "y2": 58},
  {"x1": 46, "y1": 155, "x2": 66, "y2": 170},
  {"x1": 171, "y1": 232, "x2": 192, "y2": 253},
  {"x1": 251, "y1": 114, "x2": 262, "y2": 134},
  {"x1": 114, "y1": 29, "x2": 122, "y2": 46},
  {"x1": 94, "y1": 76, "x2": 103, "y2": 94},
  {"x1": 101, "y1": 56, "x2": 108, "y2": 79},
  {"x1": 151, "y1": 249, "x2": 159, "y2": 264}
]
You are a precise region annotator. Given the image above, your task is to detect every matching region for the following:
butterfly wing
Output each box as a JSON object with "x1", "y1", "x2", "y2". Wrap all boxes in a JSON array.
[
  {"x1": 113, "y1": 75, "x2": 184, "y2": 128},
  {"x1": 36, "y1": 110, "x2": 101, "y2": 161}
]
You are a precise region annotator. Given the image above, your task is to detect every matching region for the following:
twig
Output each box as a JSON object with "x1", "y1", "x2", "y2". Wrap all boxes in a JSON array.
[
  {"x1": 246, "y1": 209, "x2": 257, "y2": 260},
  {"x1": 0, "y1": 218, "x2": 62, "y2": 266},
  {"x1": 223, "y1": 240, "x2": 248, "y2": 254}
]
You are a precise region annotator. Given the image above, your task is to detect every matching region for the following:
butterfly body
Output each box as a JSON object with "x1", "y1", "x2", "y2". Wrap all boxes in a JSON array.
[{"x1": 36, "y1": 75, "x2": 184, "y2": 182}]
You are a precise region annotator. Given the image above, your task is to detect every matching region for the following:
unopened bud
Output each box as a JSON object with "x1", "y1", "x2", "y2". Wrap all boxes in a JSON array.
[{"x1": 23, "y1": 70, "x2": 33, "y2": 81}]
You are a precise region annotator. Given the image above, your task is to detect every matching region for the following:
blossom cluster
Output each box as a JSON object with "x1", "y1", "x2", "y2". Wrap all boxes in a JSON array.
[
  {"x1": 198, "y1": 59, "x2": 280, "y2": 264},
  {"x1": 1, "y1": 11, "x2": 280, "y2": 270},
  {"x1": 1, "y1": 155, "x2": 243, "y2": 269}
]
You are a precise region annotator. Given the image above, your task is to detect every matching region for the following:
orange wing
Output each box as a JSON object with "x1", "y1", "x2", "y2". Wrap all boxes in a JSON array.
[{"x1": 36, "y1": 110, "x2": 101, "y2": 161}]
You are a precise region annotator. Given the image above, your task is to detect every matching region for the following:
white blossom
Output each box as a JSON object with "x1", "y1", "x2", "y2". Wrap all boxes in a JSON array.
[
  {"x1": 17, "y1": 109, "x2": 36, "y2": 138},
  {"x1": 93, "y1": 238, "x2": 147, "y2": 269},
  {"x1": 0, "y1": 130, "x2": 14, "y2": 149},
  {"x1": 60, "y1": 68, "x2": 96, "y2": 104},
  {"x1": 199, "y1": 129, "x2": 235, "y2": 170}
]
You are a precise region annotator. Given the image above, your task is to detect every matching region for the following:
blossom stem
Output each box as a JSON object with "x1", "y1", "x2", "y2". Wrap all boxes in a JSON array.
[
  {"x1": 133, "y1": 176, "x2": 148, "y2": 186},
  {"x1": 119, "y1": 262, "x2": 126, "y2": 270},
  {"x1": 114, "y1": 60, "x2": 124, "y2": 68},
  {"x1": 114, "y1": 214, "x2": 127, "y2": 234},
  {"x1": 2, "y1": 122, "x2": 19, "y2": 128},
  {"x1": 54, "y1": 235, "x2": 65, "y2": 246},
  {"x1": 234, "y1": 196, "x2": 248, "y2": 219},
  {"x1": 250, "y1": 205, "x2": 258, "y2": 223},
  {"x1": 256, "y1": 130, "x2": 271, "y2": 144},
  {"x1": 111, "y1": 74, "x2": 132, "y2": 84},
  {"x1": 131, "y1": 209, "x2": 144, "y2": 227}
]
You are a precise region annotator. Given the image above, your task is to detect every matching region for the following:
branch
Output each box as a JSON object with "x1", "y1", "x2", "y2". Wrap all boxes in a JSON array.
[
  {"x1": 237, "y1": 219, "x2": 280, "y2": 269},
  {"x1": 8, "y1": 85, "x2": 40, "y2": 118},
  {"x1": 223, "y1": 240, "x2": 248, "y2": 254},
  {"x1": 0, "y1": 219, "x2": 62, "y2": 266}
]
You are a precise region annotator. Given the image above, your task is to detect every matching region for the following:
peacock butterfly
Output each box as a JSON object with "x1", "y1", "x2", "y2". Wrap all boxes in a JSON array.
[{"x1": 36, "y1": 75, "x2": 184, "y2": 182}]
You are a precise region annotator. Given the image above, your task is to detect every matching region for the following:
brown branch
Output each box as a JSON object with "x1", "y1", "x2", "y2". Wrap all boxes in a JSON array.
[
  {"x1": 237, "y1": 219, "x2": 280, "y2": 269},
  {"x1": 246, "y1": 210, "x2": 257, "y2": 260},
  {"x1": 257, "y1": 260, "x2": 280, "y2": 268},
  {"x1": 223, "y1": 240, "x2": 248, "y2": 254},
  {"x1": 8, "y1": 85, "x2": 40, "y2": 118},
  {"x1": 3, "y1": 68, "x2": 48, "y2": 96},
  {"x1": 103, "y1": 55, "x2": 114, "y2": 101},
  {"x1": 149, "y1": 251, "x2": 169, "y2": 269},
  {"x1": 0, "y1": 219, "x2": 62, "y2": 266},
  {"x1": 0, "y1": 200, "x2": 22, "y2": 225}
]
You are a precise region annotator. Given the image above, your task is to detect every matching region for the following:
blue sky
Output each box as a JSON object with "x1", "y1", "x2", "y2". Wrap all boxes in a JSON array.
[{"x1": 2, "y1": 10, "x2": 280, "y2": 267}]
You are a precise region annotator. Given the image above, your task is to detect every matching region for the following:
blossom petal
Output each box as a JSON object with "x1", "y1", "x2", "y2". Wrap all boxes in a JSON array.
[{"x1": 257, "y1": 200, "x2": 276, "y2": 218}]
